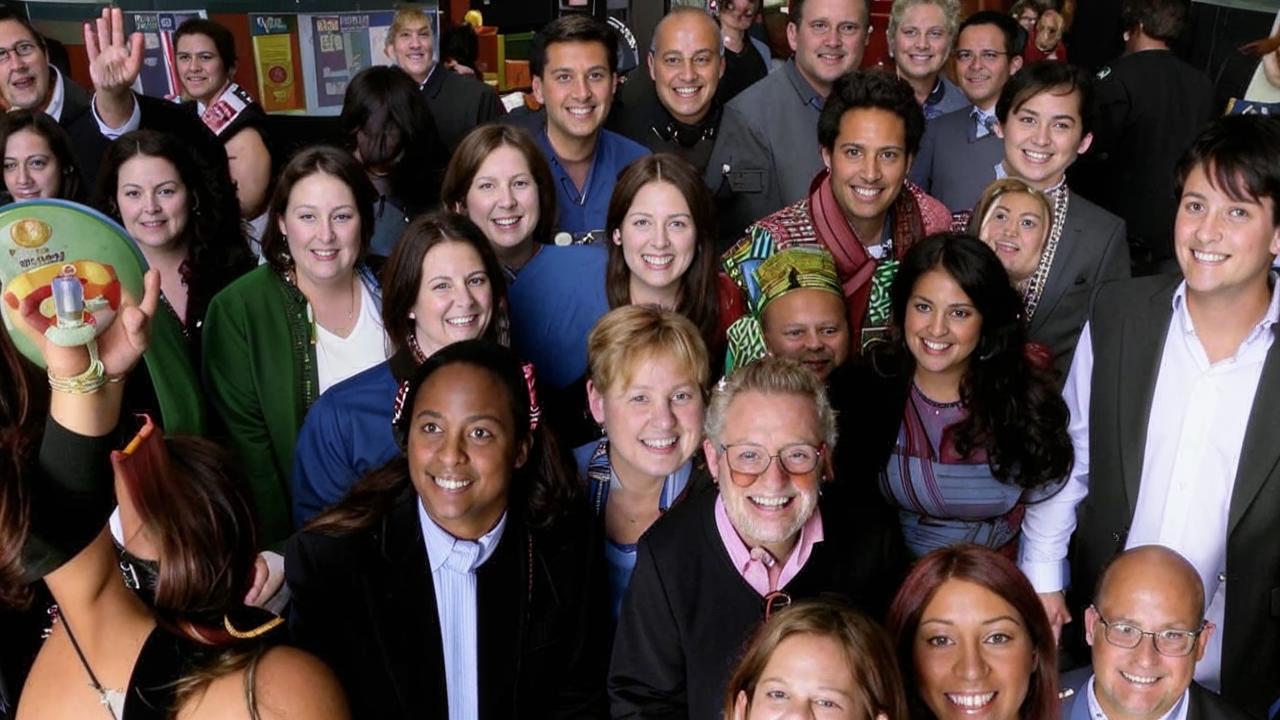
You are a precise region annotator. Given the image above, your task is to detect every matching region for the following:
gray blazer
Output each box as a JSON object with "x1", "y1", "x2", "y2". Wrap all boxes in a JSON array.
[
  {"x1": 1070, "y1": 274, "x2": 1280, "y2": 717},
  {"x1": 1060, "y1": 666, "x2": 1253, "y2": 720},
  {"x1": 1027, "y1": 191, "x2": 1130, "y2": 378},
  {"x1": 704, "y1": 59, "x2": 825, "y2": 240},
  {"x1": 908, "y1": 105, "x2": 1003, "y2": 213}
]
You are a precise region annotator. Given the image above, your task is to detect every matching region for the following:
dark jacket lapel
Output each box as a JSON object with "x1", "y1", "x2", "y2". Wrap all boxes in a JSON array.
[
  {"x1": 1115, "y1": 281, "x2": 1177, "y2": 514},
  {"x1": 369, "y1": 493, "x2": 448, "y2": 717},
  {"x1": 476, "y1": 514, "x2": 527, "y2": 718},
  {"x1": 1027, "y1": 197, "x2": 1082, "y2": 336},
  {"x1": 1228, "y1": 333, "x2": 1280, "y2": 535}
]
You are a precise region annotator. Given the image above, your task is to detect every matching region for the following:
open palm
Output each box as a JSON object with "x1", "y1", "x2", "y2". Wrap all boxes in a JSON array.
[{"x1": 84, "y1": 6, "x2": 144, "y2": 94}]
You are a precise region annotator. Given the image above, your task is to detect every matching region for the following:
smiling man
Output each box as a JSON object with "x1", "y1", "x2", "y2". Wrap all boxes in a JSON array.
[
  {"x1": 991, "y1": 60, "x2": 1129, "y2": 375},
  {"x1": 608, "y1": 356, "x2": 905, "y2": 719},
  {"x1": 909, "y1": 11, "x2": 1023, "y2": 212},
  {"x1": 1059, "y1": 546, "x2": 1252, "y2": 720},
  {"x1": 706, "y1": 0, "x2": 870, "y2": 241},
  {"x1": 384, "y1": 7, "x2": 501, "y2": 151},
  {"x1": 722, "y1": 70, "x2": 951, "y2": 359},
  {"x1": 530, "y1": 14, "x2": 648, "y2": 244},
  {"x1": 1020, "y1": 115, "x2": 1280, "y2": 718},
  {"x1": 611, "y1": 7, "x2": 724, "y2": 174},
  {"x1": 887, "y1": 0, "x2": 968, "y2": 119}
]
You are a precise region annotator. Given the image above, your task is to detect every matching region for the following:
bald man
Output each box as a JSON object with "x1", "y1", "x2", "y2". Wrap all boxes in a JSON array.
[
  {"x1": 1059, "y1": 546, "x2": 1251, "y2": 720},
  {"x1": 611, "y1": 7, "x2": 725, "y2": 173}
]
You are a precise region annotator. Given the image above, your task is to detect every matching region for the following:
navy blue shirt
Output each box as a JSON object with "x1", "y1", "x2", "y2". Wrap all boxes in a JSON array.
[{"x1": 534, "y1": 127, "x2": 648, "y2": 243}]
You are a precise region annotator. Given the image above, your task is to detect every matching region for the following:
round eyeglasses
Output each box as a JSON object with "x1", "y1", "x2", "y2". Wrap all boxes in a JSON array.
[{"x1": 718, "y1": 443, "x2": 824, "y2": 486}]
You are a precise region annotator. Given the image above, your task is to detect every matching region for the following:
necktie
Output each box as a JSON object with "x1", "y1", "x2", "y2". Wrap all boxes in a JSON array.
[{"x1": 972, "y1": 108, "x2": 996, "y2": 138}]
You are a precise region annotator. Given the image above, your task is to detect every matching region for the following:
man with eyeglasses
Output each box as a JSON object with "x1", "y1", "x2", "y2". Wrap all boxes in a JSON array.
[
  {"x1": 0, "y1": 8, "x2": 218, "y2": 186},
  {"x1": 1059, "y1": 545, "x2": 1251, "y2": 720},
  {"x1": 705, "y1": 0, "x2": 870, "y2": 241},
  {"x1": 908, "y1": 11, "x2": 1023, "y2": 213},
  {"x1": 608, "y1": 356, "x2": 905, "y2": 720}
]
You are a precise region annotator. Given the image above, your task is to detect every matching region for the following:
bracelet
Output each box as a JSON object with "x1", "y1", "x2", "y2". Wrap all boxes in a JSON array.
[{"x1": 48, "y1": 358, "x2": 106, "y2": 394}]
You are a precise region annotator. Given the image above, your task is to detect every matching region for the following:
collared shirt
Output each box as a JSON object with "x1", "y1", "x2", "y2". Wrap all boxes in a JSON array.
[
  {"x1": 713, "y1": 493, "x2": 824, "y2": 597},
  {"x1": 923, "y1": 75, "x2": 969, "y2": 121},
  {"x1": 1019, "y1": 277, "x2": 1280, "y2": 689},
  {"x1": 89, "y1": 83, "x2": 143, "y2": 139},
  {"x1": 44, "y1": 65, "x2": 66, "y2": 121},
  {"x1": 971, "y1": 105, "x2": 997, "y2": 139},
  {"x1": 534, "y1": 126, "x2": 649, "y2": 243},
  {"x1": 1086, "y1": 675, "x2": 1188, "y2": 720},
  {"x1": 418, "y1": 502, "x2": 508, "y2": 720},
  {"x1": 786, "y1": 59, "x2": 825, "y2": 112}
]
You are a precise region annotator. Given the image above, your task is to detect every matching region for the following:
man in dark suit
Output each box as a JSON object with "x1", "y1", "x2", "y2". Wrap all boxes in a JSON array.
[
  {"x1": 909, "y1": 11, "x2": 1022, "y2": 213},
  {"x1": 1059, "y1": 546, "x2": 1252, "y2": 720},
  {"x1": 992, "y1": 61, "x2": 1130, "y2": 377},
  {"x1": 1020, "y1": 115, "x2": 1280, "y2": 717},
  {"x1": 384, "y1": 6, "x2": 502, "y2": 151},
  {"x1": 608, "y1": 356, "x2": 905, "y2": 719},
  {"x1": 0, "y1": 8, "x2": 220, "y2": 188}
]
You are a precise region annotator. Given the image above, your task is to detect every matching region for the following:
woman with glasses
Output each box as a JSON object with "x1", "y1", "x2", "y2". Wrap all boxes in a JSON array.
[
  {"x1": 580, "y1": 305, "x2": 713, "y2": 618},
  {"x1": 725, "y1": 599, "x2": 910, "y2": 720},
  {"x1": 838, "y1": 234, "x2": 1071, "y2": 558},
  {"x1": 887, "y1": 544, "x2": 1059, "y2": 720}
]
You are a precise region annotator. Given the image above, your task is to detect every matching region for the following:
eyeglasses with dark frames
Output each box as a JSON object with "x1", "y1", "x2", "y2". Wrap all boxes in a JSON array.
[
  {"x1": 1091, "y1": 606, "x2": 1206, "y2": 657},
  {"x1": 0, "y1": 41, "x2": 39, "y2": 65}
]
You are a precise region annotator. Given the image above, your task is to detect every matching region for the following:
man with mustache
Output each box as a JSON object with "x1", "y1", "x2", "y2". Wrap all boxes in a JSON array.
[
  {"x1": 608, "y1": 356, "x2": 904, "y2": 719},
  {"x1": 611, "y1": 7, "x2": 725, "y2": 175},
  {"x1": 705, "y1": 0, "x2": 870, "y2": 241},
  {"x1": 909, "y1": 11, "x2": 1023, "y2": 213}
]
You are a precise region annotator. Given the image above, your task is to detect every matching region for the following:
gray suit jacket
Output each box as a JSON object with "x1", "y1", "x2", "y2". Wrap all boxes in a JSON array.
[
  {"x1": 1060, "y1": 666, "x2": 1253, "y2": 720},
  {"x1": 1027, "y1": 191, "x2": 1130, "y2": 378},
  {"x1": 908, "y1": 105, "x2": 1002, "y2": 213},
  {"x1": 1070, "y1": 274, "x2": 1280, "y2": 717},
  {"x1": 704, "y1": 59, "x2": 825, "y2": 240}
]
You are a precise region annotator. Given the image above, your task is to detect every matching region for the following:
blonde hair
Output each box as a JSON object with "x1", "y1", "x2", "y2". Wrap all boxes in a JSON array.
[
  {"x1": 973, "y1": 177, "x2": 1054, "y2": 237},
  {"x1": 587, "y1": 305, "x2": 710, "y2": 395},
  {"x1": 387, "y1": 6, "x2": 432, "y2": 45},
  {"x1": 705, "y1": 356, "x2": 837, "y2": 450},
  {"x1": 887, "y1": 0, "x2": 961, "y2": 41}
]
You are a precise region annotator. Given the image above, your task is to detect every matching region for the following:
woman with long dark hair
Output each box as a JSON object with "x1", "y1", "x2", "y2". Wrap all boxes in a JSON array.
[
  {"x1": 605, "y1": 153, "x2": 722, "y2": 363},
  {"x1": 290, "y1": 211, "x2": 509, "y2": 526},
  {"x1": 887, "y1": 544, "x2": 1058, "y2": 720},
  {"x1": 95, "y1": 129, "x2": 253, "y2": 359},
  {"x1": 1, "y1": 271, "x2": 349, "y2": 719},
  {"x1": 0, "y1": 109, "x2": 83, "y2": 203},
  {"x1": 340, "y1": 64, "x2": 447, "y2": 257},
  {"x1": 836, "y1": 233, "x2": 1071, "y2": 557},
  {"x1": 286, "y1": 339, "x2": 607, "y2": 717}
]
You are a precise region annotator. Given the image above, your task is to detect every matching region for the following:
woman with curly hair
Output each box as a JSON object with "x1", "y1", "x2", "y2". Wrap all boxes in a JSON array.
[
  {"x1": 835, "y1": 233, "x2": 1071, "y2": 558},
  {"x1": 95, "y1": 129, "x2": 254, "y2": 360}
]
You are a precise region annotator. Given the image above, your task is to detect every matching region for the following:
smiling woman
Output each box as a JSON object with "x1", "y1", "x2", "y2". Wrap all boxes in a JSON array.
[
  {"x1": 0, "y1": 110, "x2": 81, "y2": 203},
  {"x1": 202, "y1": 145, "x2": 386, "y2": 547}
]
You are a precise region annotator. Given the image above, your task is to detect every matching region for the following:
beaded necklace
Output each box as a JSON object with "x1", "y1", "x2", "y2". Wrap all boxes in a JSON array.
[{"x1": 1021, "y1": 182, "x2": 1070, "y2": 321}]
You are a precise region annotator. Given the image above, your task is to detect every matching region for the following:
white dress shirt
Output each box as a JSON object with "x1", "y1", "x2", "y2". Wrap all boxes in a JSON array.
[
  {"x1": 418, "y1": 502, "x2": 507, "y2": 720},
  {"x1": 43, "y1": 65, "x2": 67, "y2": 121},
  {"x1": 1020, "y1": 279, "x2": 1280, "y2": 690}
]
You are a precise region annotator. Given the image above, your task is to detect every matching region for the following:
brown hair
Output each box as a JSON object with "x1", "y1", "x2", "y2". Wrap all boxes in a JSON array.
[
  {"x1": 380, "y1": 210, "x2": 510, "y2": 351},
  {"x1": 887, "y1": 544, "x2": 1059, "y2": 720},
  {"x1": 587, "y1": 305, "x2": 710, "y2": 395},
  {"x1": 973, "y1": 177, "x2": 1054, "y2": 238},
  {"x1": 605, "y1": 154, "x2": 719, "y2": 351},
  {"x1": 440, "y1": 124, "x2": 558, "y2": 246},
  {"x1": 725, "y1": 598, "x2": 910, "y2": 720},
  {"x1": 260, "y1": 145, "x2": 377, "y2": 274},
  {"x1": 0, "y1": 108, "x2": 82, "y2": 201},
  {"x1": 0, "y1": 329, "x2": 40, "y2": 606}
]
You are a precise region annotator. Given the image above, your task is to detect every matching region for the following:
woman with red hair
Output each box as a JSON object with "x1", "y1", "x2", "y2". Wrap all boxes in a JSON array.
[{"x1": 887, "y1": 544, "x2": 1059, "y2": 720}]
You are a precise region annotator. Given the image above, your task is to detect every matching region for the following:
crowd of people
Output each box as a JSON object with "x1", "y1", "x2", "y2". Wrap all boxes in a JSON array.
[{"x1": 2, "y1": 0, "x2": 1279, "y2": 718}]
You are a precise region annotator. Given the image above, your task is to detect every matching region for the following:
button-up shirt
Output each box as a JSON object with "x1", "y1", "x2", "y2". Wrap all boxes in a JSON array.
[
  {"x1": 1086, "y1": 675, "x2": 1188, "y2": 720},
  {"x1": 1019, "y1": 278, "x2": 1280, "y2": 689},
  {"x1": 419, "y1": 503, "x2": 507, "y2": 720}
]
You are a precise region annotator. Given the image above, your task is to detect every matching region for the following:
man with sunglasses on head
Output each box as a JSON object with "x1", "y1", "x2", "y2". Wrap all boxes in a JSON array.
[
  {"x1": 1060, "y1": 545, "x2": 1251, "y2": 720},
  {"x1": 608, "y1": 356, "x2": 905, "y2": 720}
]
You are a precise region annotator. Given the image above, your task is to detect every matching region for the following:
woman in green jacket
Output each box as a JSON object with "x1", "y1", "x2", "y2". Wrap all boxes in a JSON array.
[{"x1": 203, "y1": 146, "x2": 389, "y2": 546}]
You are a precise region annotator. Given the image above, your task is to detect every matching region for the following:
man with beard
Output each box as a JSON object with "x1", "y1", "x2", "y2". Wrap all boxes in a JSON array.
[
  {"x1": 909, "y1": 11, "x2": 1023, "y2": 212},
  {"x1": 608, "y1": 356, "x2": 905, "y2": 719},
  {"x1": 705, "y1": 0, "x2": 870, "y2": 240},
  {"x1": 611, "y1": 7, "x2": 725, "y2": 175},
  {"x1": 721, "y1": 70, "x2": 952, "y2": 360}
]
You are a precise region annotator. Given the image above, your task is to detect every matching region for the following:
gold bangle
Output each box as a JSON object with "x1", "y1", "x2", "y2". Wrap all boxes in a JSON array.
[{"x1": 48, "y1": 359, "x2": 106, "y2": 395}]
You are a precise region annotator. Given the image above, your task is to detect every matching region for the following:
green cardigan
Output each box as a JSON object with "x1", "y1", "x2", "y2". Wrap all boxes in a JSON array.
[{"x1": 202, "y1": 264, "x2": 380, "y2": 546}]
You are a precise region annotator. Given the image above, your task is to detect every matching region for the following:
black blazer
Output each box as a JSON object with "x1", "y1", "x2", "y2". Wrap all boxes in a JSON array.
[
  {"x1": 285, "y1": 487, "x2": 609, "y2": 719},
  {"x1": 1060, "y1": 667, "x2": 1253, "y2": 720},
  {"x1": 420, "y1": 66, "x2": 502, "y2": 151},
  {"x1": 1070, "y1": 274, "x2": 1280, "y2": 716}
]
